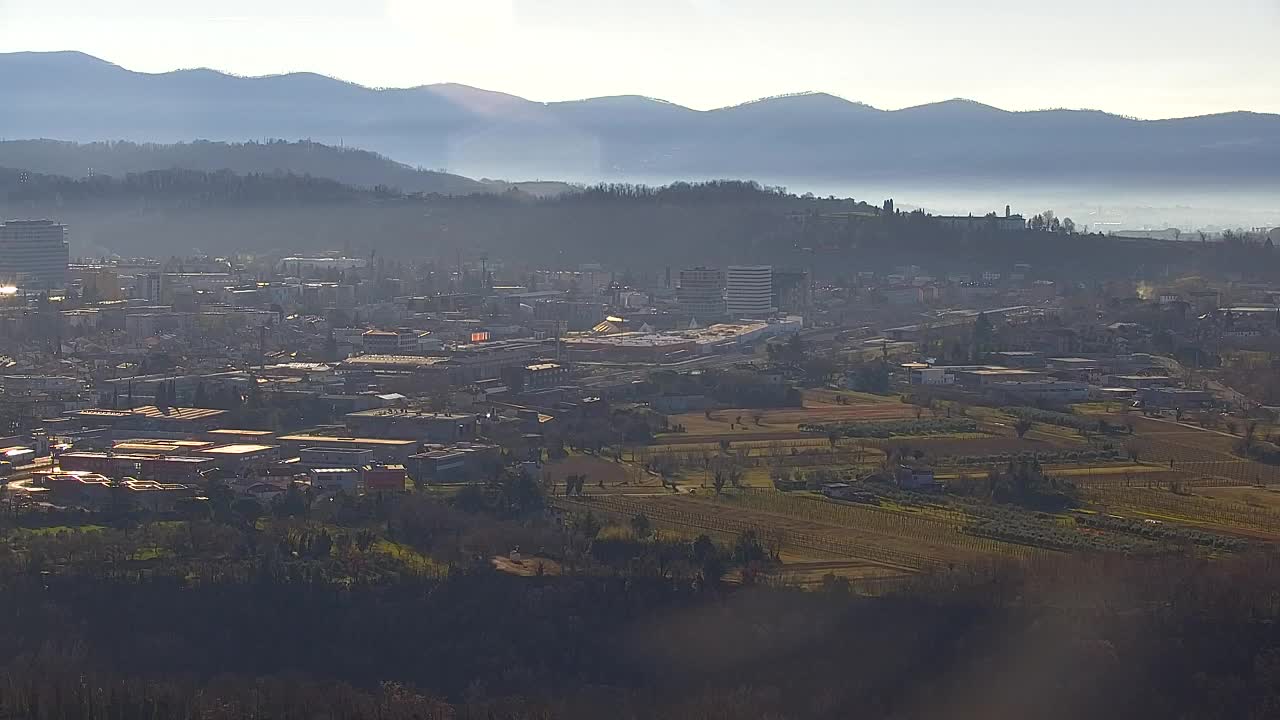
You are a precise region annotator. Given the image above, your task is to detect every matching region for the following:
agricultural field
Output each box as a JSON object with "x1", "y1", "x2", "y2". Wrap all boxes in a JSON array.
[
  {"x1": 625, "y1": 386, "x2": 1280, "y2": 580},
  {"x1": 877, "y1": 435, "x2": 1067, "y2": 457},
  {"x1": 555, "y1": 491, "x2": 989, "y2": 572},
  {"x1": 555, "y1": 477, "x2": 1255, "y2": 587},
  {"x1": 1201, "y1": 486, "x2": 1280, "y2": 513},
  {"x1": 637, "y1": 440, "x2": 885, "y2": 475},
  {"x1": 1121, "y1": 428, "x2": 1280, "y2": 486},
  {"x1": 666, "y1": 390, "x2": 915, "y2": 440},
  {"x1": 1083, "y1": 485, "x2": 1280, "y2": 539},
  {"x1": 542, "y1": 454, "x2": 658, "y2": 494}
]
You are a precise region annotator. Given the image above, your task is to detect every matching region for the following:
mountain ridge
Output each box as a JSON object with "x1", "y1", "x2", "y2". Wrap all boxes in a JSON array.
[
  {"x1": 8, "y1": 50, "x2": 1269, "y2": 120},
  {"x1": 2, "y1": 50, "x2": 1277, "y2": 185}
]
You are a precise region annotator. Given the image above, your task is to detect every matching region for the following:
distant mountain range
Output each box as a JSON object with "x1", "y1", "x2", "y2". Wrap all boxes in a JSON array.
[{"x1": 3, "y1": 51, "x2": 1279, "y2": 187}]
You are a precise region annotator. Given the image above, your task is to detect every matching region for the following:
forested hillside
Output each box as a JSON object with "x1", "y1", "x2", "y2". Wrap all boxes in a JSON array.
[
  {"x1": 0, "y1": 139, "x2": 491, "y2": 195},
  {"x1": 5, "y1": 169, "x2": 1274, "y2": 282},
  {"x1": 4, "y1": 497, "x2": 1280, "y2": 719}
]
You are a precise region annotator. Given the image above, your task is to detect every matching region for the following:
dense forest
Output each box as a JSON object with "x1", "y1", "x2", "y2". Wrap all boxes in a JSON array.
[
  {"x1": 3, "y1": 167, "x2": 1277, "y2": 281},
  {"x1": 5, "y1": 484, "x2": 1280, "y2": 719}
]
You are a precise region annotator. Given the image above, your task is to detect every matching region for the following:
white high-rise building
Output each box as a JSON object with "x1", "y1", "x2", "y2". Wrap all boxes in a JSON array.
[
  {"x1": 0, "y1": 219, "x2": 69, "y2": 290},
  {"x1": 726, "y1": 265, "x2": 775, "y2": 318},
  {"x1": 677, "y1": 267, "x2": 726, "y2": 321}
]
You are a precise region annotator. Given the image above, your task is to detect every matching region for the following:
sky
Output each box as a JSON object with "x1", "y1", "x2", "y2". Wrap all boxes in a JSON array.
[{"x1": 0, "y1": 0, "x2": 1277, "y2": 118}]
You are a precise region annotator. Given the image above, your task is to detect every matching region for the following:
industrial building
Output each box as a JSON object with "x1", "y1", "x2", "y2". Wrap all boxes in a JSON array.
[
  {"x1": 64, "y1": 405, "x2": 230, "y2": 432},
  {"x1": 297, "y1": 446, "x2": 375, "y2": 468},
  {"x1": 308, "y1": 467, "x2": 361, "y2": 493},
  {"x1": 343, "y1": 408, "x2": 478, "y2": 443},
  {"x1": 363, "y1": 464, "x2": 409, "y2": 493},
  {"x1": 951, "y1": 367, "x2": 1047, "y2": 387},
  {"x1": 408, "y1": 442, "x2": 502, "y2": 485},
  {"x1": 195, "y1": 443, "x2": 281, "y2": 471},
  {"x1": 276, "y1": 435, "x2": 420, "y2": 464},
  {"x1": 989, "y1": 380, "x2": 1089, "y2": 404},
  {"x1": 34, "y1": 471, "x2": 196, "y2": 512},
  {"x1": 1140, "y1": 387, "x2": 1212, "y2": 409},
  {"x1": 57, "y1": 451, "x2": 215, "y2": 482}
]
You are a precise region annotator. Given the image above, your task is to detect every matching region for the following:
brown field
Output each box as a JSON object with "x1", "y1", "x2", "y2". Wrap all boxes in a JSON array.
[
  {"x1": 876, "y1": 435, "x2": 1066, "y2": 457},
  {"x1": 1083, "y1": 485, "x2": 1280, "y2": 539},
  {"x1": 1123, "y1": 416, "x2": 1240, "y2": 446},
  {"x1": 654, "y1": 430, "x2": 828, "y2": 445},
  {"x1": 803, "y1": 388, "x2": 900, "y2": 406},
  {"x1": 612, "y1": 406, "x2": 1280, "y2": 572},
  {"x1": 1067, "y1": 412, "x2": 1280, "y2": 487},
  {"x1": 543, "y1": 455, "x2": 658, "y2": 493},
  {"x1": 1200, "y1": 486, "x2": 1280, "y2": 513},
  {"x1": 556, "y1": 490, "x2": 1046, "y2": 576},
  {"x1": 669, "y1": 398, "x2": 917, "y2": 440}
]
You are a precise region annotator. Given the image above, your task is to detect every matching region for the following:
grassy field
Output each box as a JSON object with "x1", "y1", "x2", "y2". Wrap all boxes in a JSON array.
[{"x1": 374, "y1": 539, "x2": 446, "y2": 576}]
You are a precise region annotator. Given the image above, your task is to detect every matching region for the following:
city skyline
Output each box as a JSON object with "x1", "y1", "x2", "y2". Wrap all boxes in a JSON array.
[{"x1": 1, "y1": 0, "x2": 1277, "y2": 119}]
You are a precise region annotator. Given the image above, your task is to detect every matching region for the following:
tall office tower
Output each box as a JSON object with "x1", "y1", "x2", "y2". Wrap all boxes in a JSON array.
[
  {"x1": 0, "y1": 219, "x2": 69, "y2": 290},
  {"x1": 677, "y1": 267, "x2": 726, "y2": 322},
  {"x1": 726, "y1": 265, "x2": 775, "y2": 318}
]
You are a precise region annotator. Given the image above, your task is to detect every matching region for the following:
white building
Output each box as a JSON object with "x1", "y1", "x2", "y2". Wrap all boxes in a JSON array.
[
  {"x1": 0, "y1": 219, "x2": 69, "y2": 290},
  {"x1": 620, "y1": 291, "x2": 649, "y2": 309},
  {"x1": 279, "y1": 256, "x2": 367, "y2": 273},
  {"x1": 907, "y1": 367, "x2": 954, "y2": 386},
  {"x1": 362, "y1": 329, "x2": 440, "y2": 355},
  {"x1": 726, "y1": 265, "x2": 775, "y2": 318},
  {"x1": 677, "y1": 267, "x2": 725, "y2": 321},
  {"x1": 308, "y1": 467, "x2": 361, "y2": 494},
  {"x1": 141, "y1": 273, "x2": 162, "y2": 302}
]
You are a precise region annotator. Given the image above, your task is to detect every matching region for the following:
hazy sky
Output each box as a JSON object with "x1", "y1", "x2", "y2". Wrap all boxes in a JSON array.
[{"x1": 1, "y1": 0, "x2": 1277, "y2": 118}]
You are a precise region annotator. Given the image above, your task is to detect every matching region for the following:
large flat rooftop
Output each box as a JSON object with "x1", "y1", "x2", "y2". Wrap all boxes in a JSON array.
[
  {"x1": 962, "y1": 368, "x2": 1043, "y2": 376},
  {"x1": 345, "y1": 408, "x2": 475, "y2": 421},
  {"x1": 338, "y1": 355, "x2": 451, "y2": 369},
  {"x1": 278, "y1": 434, "x2": 418, "y2": 447},
  {"x1": 206, "y1": 429, "x2": 275, "y2": 438},
  {"x1": 70, "y1": 406, "x2": 227, "y2": 422},
  {"x1": 200, "y1": 444, "x2": 278, "y2": 455}
]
